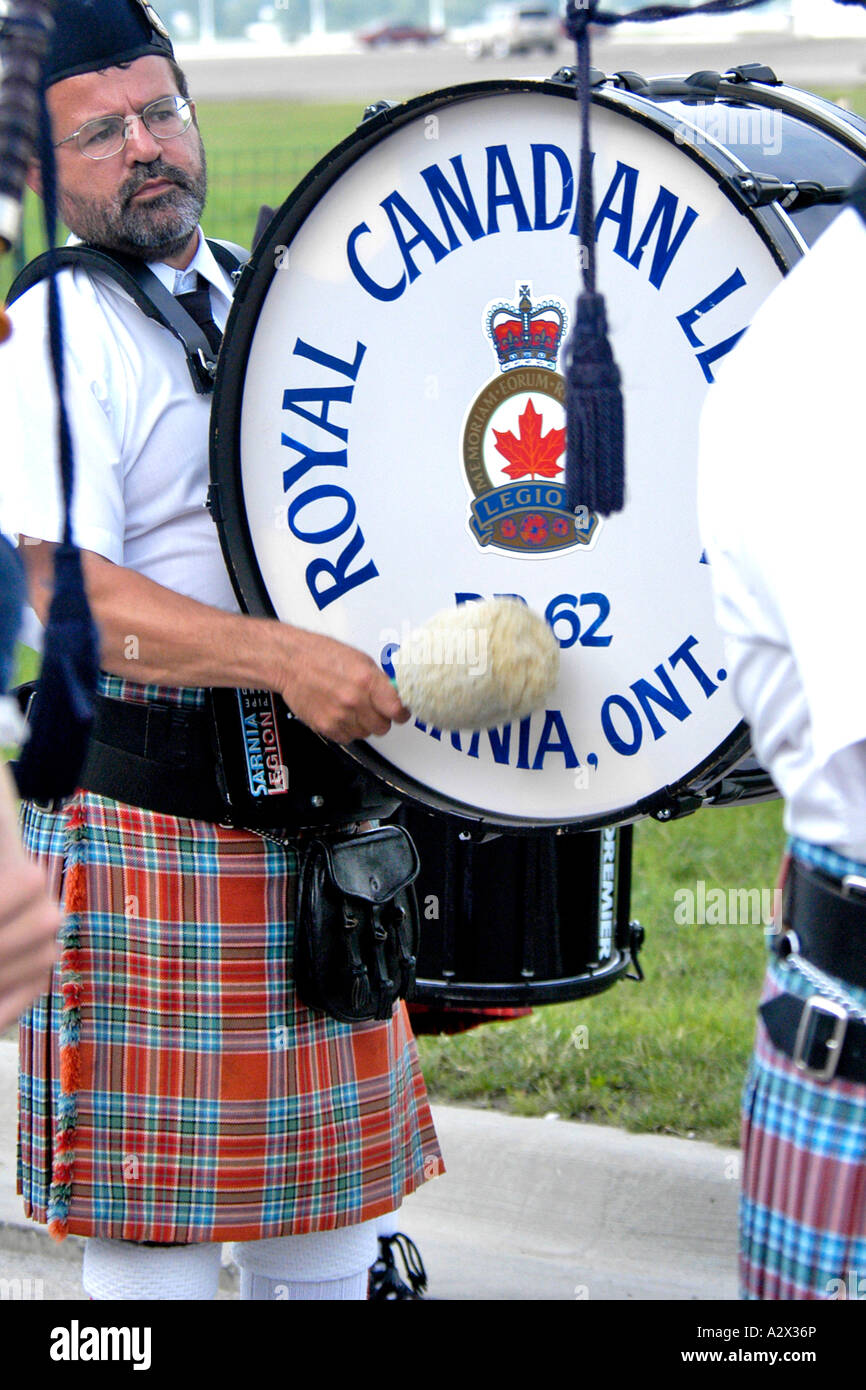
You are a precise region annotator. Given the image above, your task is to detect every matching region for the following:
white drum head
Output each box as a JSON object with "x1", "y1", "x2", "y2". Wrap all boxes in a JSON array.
[{"x1": 213, "y1": 81, "x2": 791, "y2": 828}]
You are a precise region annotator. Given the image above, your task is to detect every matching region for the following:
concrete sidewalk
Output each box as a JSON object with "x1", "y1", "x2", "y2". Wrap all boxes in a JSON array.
[{"x1": 0, "y1": 1038, "x2": 739, "y2": 1301}]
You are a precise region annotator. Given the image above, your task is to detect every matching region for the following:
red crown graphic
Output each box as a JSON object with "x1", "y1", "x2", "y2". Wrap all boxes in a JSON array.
[{"x1": 486, "y1": 284, "x2": 567, "y2": 372}]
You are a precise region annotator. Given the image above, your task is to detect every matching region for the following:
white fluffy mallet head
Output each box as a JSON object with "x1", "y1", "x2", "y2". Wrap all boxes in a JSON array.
[{"x1": 391, "y1": 598, "x2": 560, "y2": 730}]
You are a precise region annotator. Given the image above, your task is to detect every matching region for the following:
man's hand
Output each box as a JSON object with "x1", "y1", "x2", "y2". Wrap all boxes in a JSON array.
[
  {"x1": 0, "y1": 859, "x2": 61, "y2": 1030},
  {"x1": 0, "y1": 764, "x2": 60, "y2": 1030},
  {"x1": 276, "y1": 628, "x2": 411, "y2": 744}
]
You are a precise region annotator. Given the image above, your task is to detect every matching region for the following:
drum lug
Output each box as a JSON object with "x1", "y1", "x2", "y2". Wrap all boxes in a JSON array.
[
  {"x1": 457, "y1": 825, "x2": 500, "y2": 845},
  {"x1": 205, "y1": 482, "x2": 222, "y2": 522},
  {"x1": 723, "y1": 62, "x2": 781, "y2": 86},
  {"x1": 624, "y1": 921, "x2": 645, "y2": 982},
  {"x1": 611, "y1": 70, "x2": 649, "y2": 93},
  {"x1": 732, "y1": 171, "x2": 848, "y2": 213},
  {"x1": 550, "y1": 65, "x2": 606, "y2": 90},
  {"x1": 641, "y1": 72, "x2": 721, "y2": 99},
  {"x1": 361, "y1": 99, "x2": 397, "y2": 125},
  {"x1": 650, "y1": 791, "x2": 703, "y2": 822}
]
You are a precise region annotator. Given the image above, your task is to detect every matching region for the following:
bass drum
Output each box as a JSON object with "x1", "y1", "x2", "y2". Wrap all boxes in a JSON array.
[{"x1": 211, "y1": 67, "x2": 866, "y2": 832}]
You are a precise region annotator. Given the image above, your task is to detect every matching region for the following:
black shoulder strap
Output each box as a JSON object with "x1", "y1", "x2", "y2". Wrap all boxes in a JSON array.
[
  {"x1": 5, "y1": 239, "x2": 247, "y2": 395},
  {"x1": 208, "y1": 237, "x2": 248, "y2": 274}
]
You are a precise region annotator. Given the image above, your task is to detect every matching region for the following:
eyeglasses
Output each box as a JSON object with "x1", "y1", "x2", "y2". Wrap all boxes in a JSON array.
[{"x1": 54, "y1": 95, "x2": 193, "y2": 161}]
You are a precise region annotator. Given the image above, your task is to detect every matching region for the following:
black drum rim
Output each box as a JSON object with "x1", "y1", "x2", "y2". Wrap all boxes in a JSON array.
[{"x1": 413, "y1": 942, "x2": 634, "y2": 1005}]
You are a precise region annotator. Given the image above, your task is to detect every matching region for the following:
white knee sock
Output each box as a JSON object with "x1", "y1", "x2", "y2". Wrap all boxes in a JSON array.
[
  {"x1": 376, "y1": 1211, "x2": 401, "y2": 1239},
  {"x1": 233, "y1": 1222, "x2": 379, "y2": 1301},
  {"x1": 82, "y1": 1238, "x2": 223, "y2": 1301}
]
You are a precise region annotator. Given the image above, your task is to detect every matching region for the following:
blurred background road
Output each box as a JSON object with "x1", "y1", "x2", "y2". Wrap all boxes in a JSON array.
[{"x1": 178, "y1": 32, "x2": 866, "y2": 105}]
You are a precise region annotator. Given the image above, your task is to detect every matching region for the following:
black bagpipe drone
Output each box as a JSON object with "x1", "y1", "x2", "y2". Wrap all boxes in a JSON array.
[{"x1": 0, "y1": 0, "x2": 100, "y2": 803}]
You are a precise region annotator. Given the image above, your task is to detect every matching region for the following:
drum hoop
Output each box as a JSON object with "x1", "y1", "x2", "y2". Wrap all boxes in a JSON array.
[
  {"x1": 209, "y1": 76, "x2": 835, "y2": 831},
  {"x1": 413, "y1": 945, "x2": 634, "y2": 1004}
]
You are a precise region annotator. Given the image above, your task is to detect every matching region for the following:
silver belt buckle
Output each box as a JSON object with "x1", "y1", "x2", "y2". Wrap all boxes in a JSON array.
[
  {"x1": 841, "y1": 873, "x2": 866, "y2": 900},
  {"x1": 793, "y1": 995, "x2": 848, "y2": 1082}
]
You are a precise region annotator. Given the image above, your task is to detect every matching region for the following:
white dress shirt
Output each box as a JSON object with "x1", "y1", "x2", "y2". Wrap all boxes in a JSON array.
[
  {"x1": 0, "y1": 230, "x2": 240, "y2": 615},
  {"x1": 698, "y1": 205, "x2": 866, "y2": 860}
]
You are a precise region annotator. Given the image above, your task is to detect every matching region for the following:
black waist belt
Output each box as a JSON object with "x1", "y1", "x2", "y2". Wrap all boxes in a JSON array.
[
  {"x1": 775, "y1": 856, "x2": 866, "y2": 990},
  {"x1": 761, "y1": 856, "x2": 866, "y2": 1083},
  {"x1": 81, "y1": 693, "x2": 229, "y2": 823},
  {"x1": 760, "y1": 992, "x2": 866, "y2": 1084},
  {"x1": 20, "y1": 684, "x2": 400, "y2": 832}
]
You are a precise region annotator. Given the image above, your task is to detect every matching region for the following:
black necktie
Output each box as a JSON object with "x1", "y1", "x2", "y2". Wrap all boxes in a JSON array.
[{"x1": 175, "y1": 273, "x2": 222, "y2": 353}]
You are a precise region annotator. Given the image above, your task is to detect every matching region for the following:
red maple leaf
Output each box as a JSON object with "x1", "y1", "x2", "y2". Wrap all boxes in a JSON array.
[{"x1": 493, "y1": 398, "x2": 565, "y2": 480}]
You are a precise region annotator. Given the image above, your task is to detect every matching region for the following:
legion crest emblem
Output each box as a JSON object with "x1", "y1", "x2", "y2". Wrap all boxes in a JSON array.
[{"x1": 462, "y1": 283, "x2": 599, "y2": 556}]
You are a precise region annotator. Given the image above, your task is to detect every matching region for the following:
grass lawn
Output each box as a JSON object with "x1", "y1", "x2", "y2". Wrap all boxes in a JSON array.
[
  {"x1": 2, "y1": 84, "x2": 854, "y2": 1145},
  {"x1": 414, "y1": 798, "x2": 782, "y2": 1148}
]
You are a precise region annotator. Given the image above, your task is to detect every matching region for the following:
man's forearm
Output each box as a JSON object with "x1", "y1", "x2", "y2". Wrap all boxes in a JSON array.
[
  {"x1": 79, "y1": 551, "x2": 283, "y2": 690},
  {"x1": 21, "y1": 540, "x2": 410, "y2": 743}
]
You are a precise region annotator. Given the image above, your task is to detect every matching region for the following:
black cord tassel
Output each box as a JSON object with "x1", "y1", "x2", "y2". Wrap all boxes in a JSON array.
[
  {"x1": 563, "y1": 0, "x2": 626, "y2": 516},
  {"x1": 12, "y1": 82, "x2": 99, "y2": 802},
  {"x1": 559, "y1": 0, "x2": 781, "y2": 513},
  {"x1": 14, "y1": 543, "x2": 99, "y2": 802},
  {"x1": 565, "y1": 291, "x2": 624, "y2": 514}
]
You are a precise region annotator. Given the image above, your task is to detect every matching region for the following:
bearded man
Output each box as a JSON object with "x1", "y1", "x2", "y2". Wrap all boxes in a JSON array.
[{"x1": 0, "y1": 0, "x2": 441, "y2": 1302}]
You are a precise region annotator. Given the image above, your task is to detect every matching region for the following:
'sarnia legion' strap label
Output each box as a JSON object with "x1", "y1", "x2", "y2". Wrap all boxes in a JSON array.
[{"x1": 236, "y1": 689, "x2": 289, "y2": 796}]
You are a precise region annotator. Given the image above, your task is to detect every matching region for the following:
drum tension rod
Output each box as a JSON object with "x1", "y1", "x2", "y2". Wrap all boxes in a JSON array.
[{"x1": 732, "y1": 172, "x2": 849, "y2": 212}]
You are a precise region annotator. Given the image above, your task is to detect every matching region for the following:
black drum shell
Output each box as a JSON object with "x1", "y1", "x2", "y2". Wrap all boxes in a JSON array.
[{"x1": 395, "y1": 806, "x2": 635, "y2": 1006}]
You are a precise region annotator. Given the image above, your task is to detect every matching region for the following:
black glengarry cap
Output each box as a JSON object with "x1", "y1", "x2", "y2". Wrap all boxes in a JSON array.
[{"x1": 44, "y1": 0, "x2": 174, "y2": 88}]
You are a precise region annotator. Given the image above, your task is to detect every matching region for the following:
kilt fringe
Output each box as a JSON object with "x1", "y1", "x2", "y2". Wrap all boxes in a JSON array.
[{"x1": 47, "y1": 796, "x2": 86, "y2": 1242}]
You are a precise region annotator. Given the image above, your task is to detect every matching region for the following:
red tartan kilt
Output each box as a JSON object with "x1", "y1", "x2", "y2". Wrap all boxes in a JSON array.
[{"x1": 17, "y1": 790, "x2": 442, "y2": 1244}]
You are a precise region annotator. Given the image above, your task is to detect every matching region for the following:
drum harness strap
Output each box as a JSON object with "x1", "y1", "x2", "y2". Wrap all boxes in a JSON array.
[{"x1": 5, "y1": 237, "x2": 248, "y2": 393}]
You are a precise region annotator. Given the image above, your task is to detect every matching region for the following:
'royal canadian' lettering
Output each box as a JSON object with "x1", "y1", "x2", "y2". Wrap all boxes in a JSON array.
[
  {"x1": 280, "y1": 337, "x2": 379, "y2": 610},
  {"x1": 345, "y1": 142, "x2": 749, "y2": 379}
]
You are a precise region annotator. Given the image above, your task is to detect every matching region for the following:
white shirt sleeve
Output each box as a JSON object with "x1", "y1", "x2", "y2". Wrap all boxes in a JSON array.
[
  {"x1": 698, "y1": 207, "x2": 866, "y2": 773},
  {"x1": 0, "y1": 271, "x2": 126, "y2": 564}
]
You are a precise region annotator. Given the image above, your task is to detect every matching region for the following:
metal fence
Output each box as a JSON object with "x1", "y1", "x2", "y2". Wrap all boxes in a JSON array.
[
  {"x1": 1, "y1": 143, "x2": 339, "y2": 298},
  {"x1": 203, "y1": 144, "x2": 329, "y2": 245}
]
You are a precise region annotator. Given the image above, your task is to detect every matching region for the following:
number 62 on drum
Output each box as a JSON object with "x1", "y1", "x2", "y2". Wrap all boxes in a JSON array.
[{"x1": 453, "y1": 591, "x2": 613, "y2": 650}]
